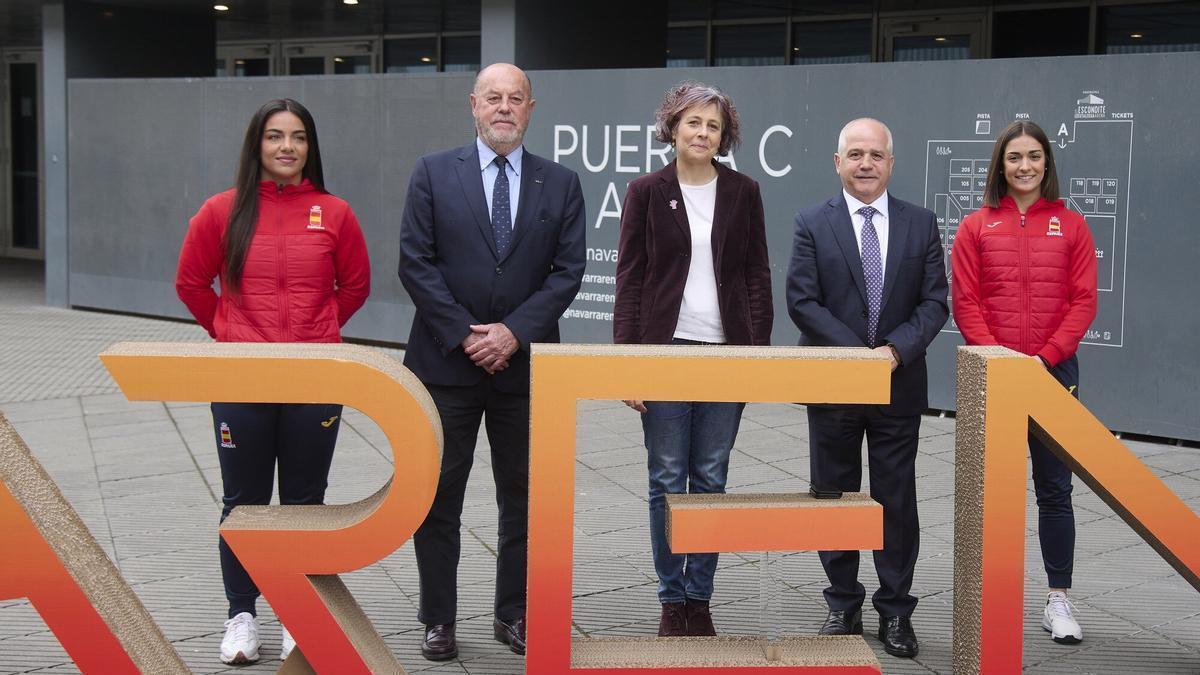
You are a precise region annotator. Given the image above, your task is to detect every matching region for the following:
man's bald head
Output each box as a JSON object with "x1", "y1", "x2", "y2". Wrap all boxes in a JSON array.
[
  {"x1": 470, "y1": 63, "x2": 536, "y2": 155},
  {"x1": 474, "y1": 63, "x2": 532, "y2": 98},
  {"x1": 834, "y1": 117, "x2": 895, "y2": 203},
  {"x1": 837, "y1": 118, "x2": 893, "y2": 155}
]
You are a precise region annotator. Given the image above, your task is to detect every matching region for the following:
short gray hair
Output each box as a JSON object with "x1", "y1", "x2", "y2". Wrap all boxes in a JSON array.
[
  {"x1": 837, "y1": 118, "x2": 893, "y2": 155},
  {"x1": 653, "y1": 81, "x2": 742, "y2": 157}
]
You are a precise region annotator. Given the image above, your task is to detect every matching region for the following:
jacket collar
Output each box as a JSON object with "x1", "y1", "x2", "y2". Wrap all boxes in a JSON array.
[
  {"x1": 654, "y1": 159, "x2": 740, "y2": 269},
  {"x1": 826, "y1": 194, "x2": 867, "y2": 305},
  {"x1": 880, "y1": 194, "x2": 908, "y2": 310},
  {"x1": 475, "y1": 137, "x2": 524, "y2": 175},
  {"x1": 842, "y1": 189, "x2": 890, "y2": 221},
  {"x1": 455, "y1": 143, "x2": 498, "y2": 258},
  {"x1": 454, "y1": 141, "x2": 545, "y2": 263},
  {"x1": 257, "y1": 178, "x2": 316, "y2": 198},
  {"x1": 824, "y1": 192, "x2": 912, "y2": 315},
  {"x1": 998, "y1": 195, "x2": 1056, "y2": 214},
  {"x1": 656, "y1": 157, "x2": 729, "y2": 185},
  {"x1": 654, "y1": 158, "x2": 733, "y2": 229},
  {"x1": 655, "y1": 160, "x2": 688, "y2": 239}
]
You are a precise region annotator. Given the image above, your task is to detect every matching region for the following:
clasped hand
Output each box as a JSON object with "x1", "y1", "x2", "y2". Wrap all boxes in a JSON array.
[{"x1": 463, "y1": 323, "x2": 518, "y2": 375}]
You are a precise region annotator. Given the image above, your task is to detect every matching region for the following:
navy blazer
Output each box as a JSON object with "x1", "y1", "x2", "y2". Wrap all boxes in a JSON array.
[
  {"x1": 613, "y1": 161, "x2": 773, "y2": 346},
  {"x1": 398, "y1": 142, "x2": 586, "y2": 393},
  {"x1": 786, "y1": 193, "x2": 949, "y2": 415}
]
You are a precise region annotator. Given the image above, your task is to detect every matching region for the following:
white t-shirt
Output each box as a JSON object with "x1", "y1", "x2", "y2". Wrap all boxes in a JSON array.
[{"x1": 673, "y1": 176, "x2": 726, "y2": 343}]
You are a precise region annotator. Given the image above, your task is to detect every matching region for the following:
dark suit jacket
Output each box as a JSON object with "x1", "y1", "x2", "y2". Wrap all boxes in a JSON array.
[
  {"x1": 786, "y1": 193, "x2": 948, "y2": 415},
  {"x1": 613, "y1": 161, "x2": 773, "y2": 346},
  {"x1": 398, "y1": 142, "x2": 586, "y2": 393}
]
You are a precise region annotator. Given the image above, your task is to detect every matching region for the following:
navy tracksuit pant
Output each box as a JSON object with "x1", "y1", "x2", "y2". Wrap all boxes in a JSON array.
[
  {"x1": 1030, "y1": 355, "x2": 1079, "y2": 589},
  {"x1": 212, "y1": 402, "x2": 342, "y2": 618}
]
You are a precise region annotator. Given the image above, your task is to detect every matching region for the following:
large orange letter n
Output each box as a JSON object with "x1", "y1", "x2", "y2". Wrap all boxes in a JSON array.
[
  {"x1": 952, "y1": 346, "x2": 1200, "y2": 674},
  {"x1": 101, "y1": 342, "x2": 442, "y2": 674},
  {"x1": 527, "y1": 344, "x2": 892, "y2": 674}
]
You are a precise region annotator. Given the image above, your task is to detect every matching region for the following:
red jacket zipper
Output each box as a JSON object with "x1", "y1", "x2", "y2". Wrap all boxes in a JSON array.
[
  {"x1": 275, "y1": 184, "x2": 291, "y2": 341},
  {"x1": 1018, "y1": 213, "x2": 1028, "y2": 354}
]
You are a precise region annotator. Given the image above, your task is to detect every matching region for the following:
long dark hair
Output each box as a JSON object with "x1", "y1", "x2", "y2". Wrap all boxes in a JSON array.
[
  {"x1": 983, "y1": 120, "x2": 1060, "y2": 208},
  {"x1": 223, "y1": 98, "x2": 326, "y2": 294}
]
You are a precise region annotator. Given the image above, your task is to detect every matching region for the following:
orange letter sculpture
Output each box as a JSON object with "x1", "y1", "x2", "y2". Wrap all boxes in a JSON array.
[
  {"x1": 952, "y1": 346, "x2": 1200, "y2": 674},
  {"x1": 100, "y1": 342, "x2": 442, "y2": 674},
  {"x1": 526, "y1": 344, "x2": 891, "y2": 674},
  {"x1": 7, "y1": 341, "x2": 1195, "y2": 673},
  {"x1": 0, "y1": 414, "x2": 188, "y2": 674}
]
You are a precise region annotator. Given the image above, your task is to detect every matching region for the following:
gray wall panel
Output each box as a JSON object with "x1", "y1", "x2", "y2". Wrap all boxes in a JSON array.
[
  {"x1": 68, "y1": 78, "x2": 208, "y2": 320},
  {"x1": 67, "y1": 54, "x2": 1200, "y2": 440},
  {"x1": 375, "y1": 73, "x2": 476, "y2": 317},
  {"x1": 68, "y1": 273, "x2": 180, "y2": 318}
]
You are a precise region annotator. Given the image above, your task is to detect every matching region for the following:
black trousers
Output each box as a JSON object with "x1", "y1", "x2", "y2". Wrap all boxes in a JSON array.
[
  {"x1": 212, "y1": 402, "x2": 342, "y2": 618},
  {"x1": 808, "y1": 405, "x2": 921, "y2": 618},
  {"x1": 413, "y1": 380, "x2": 530, "y2": 625}
]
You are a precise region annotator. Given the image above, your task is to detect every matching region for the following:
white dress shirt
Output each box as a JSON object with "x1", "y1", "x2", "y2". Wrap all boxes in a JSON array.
[
  {"x1": 843, "y1": 189, "x2": 889, "y2": 279},
  {"x1": 477, "y1": 137, "x2": 522, "y2": 227}
]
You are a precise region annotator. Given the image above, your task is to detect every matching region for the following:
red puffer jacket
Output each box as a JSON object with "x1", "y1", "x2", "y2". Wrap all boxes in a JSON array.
[
  {"x1": 176, "y1": 180, "x2": 370, "y2": 343},
  {"x1": 951, "y1": 196, "x2": 1097, "y2": 366}
]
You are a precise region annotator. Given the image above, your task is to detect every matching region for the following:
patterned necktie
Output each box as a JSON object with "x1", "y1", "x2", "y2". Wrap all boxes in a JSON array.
[
  {"x1": 858, "y1": 205, "x2": 883, "y2": 347},
  {"x1": 491, "y1": 155, "x2": 512, "y2": 257}
]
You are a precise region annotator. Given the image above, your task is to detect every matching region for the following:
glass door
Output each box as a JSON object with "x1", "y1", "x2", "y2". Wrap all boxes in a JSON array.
[
  {"x1": 3, "y1": 50, "x2": 42, "y2": 260},
  {"x1": 216, "y1": 42, "x2": 275, "y2": 77},
  {"x1": 282, "y1": 40, "x2": 378, "y2": 75},
  {"x1": 881, "y1": 14, "x2": 986, "y2": 62}
]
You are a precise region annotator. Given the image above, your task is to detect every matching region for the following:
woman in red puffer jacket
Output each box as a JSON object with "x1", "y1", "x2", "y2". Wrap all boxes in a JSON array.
[
  {"x1": 952, "y1": 120, "x2": 1096, "y2": 647},
  {"x1": 175, "y1": 98, "x2": 369, "y2": 665}
]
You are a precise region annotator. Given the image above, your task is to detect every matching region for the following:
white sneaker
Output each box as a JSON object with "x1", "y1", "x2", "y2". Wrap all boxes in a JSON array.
[
  {"x1": 220, "y1": 612, "x2": 260, "y2": 664},
  {"x1": 280, "y1": 625, "x2": 296, "y2": 660},
  {"x1": 1042, "y1": 591, "x2": 1083, "y2": 644}
]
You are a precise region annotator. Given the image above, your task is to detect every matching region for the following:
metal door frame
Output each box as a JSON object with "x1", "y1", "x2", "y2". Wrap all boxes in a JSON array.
[
  {"x1": 280, "y1": 37, "x2": 380, "y2": 75},
  {"x1": 881, "y1": 12, "x2": 988, "y2": 61},
  {"x1": 216, "y1": 40, "x2": 277, "y2": 77},
  {"x1": 2, "y1": 49, "x2": 43, "y2": 260}
]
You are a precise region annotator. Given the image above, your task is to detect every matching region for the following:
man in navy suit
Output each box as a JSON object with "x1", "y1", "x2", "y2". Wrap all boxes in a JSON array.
[
  {"x1": 786, "y1": 118, "x2": 948, "y2": 658},
  {"x1": 398, "y1": 63, "x2": 586, "y2": 661}
]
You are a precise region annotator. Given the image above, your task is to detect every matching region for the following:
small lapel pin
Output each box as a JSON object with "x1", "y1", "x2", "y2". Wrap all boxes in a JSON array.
[
  {"x1": 669, "y1": 199, "x2": 678, "y2": 210},
  {"x1": 534, "y1": 177, "x2": 544, "y2": 184}
]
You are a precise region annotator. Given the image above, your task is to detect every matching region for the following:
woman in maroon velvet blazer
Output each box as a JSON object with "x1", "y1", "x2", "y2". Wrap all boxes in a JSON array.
[{"x1": 613, "y1": 81, "x2": 773, "y2": 638}]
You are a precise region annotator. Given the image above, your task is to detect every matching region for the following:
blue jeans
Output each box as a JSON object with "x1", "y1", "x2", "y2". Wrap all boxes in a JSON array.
[{"x1": 642, "y1": 396, "x2": 745, "y2": 604}]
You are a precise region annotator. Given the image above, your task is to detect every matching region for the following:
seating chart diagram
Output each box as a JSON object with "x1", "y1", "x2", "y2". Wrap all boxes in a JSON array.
[{"x1": 925, "y1": 92, "x2": 1133, "y2": 347}]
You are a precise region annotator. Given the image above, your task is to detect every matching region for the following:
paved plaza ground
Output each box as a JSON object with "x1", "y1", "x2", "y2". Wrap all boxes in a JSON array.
[{"x1": 0, "y1": 258, "x2": 1197, "y2": 674}]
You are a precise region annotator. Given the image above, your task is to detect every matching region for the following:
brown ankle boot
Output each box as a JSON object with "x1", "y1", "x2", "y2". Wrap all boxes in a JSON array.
[
  {"x1": 658, "y1": 602, "x2": 687, "y2": 637},
  {"x1": 685, "y1": 599, "x2": 716, "y2": 636}
]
